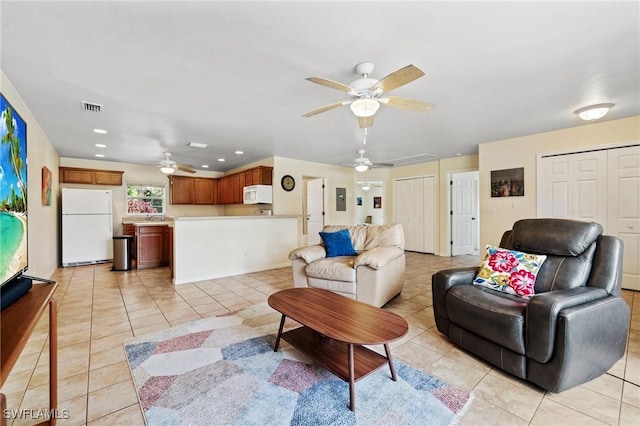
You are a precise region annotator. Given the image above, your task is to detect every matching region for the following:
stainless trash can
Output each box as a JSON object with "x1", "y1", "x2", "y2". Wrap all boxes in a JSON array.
[{"x1": 112, "y1": 236, "x2": 133, "y2": 271}]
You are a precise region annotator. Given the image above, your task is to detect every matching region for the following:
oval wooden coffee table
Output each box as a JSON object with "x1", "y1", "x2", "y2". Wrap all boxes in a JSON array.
[{"x1": 268, "y1": 287, "x2": 409, "y2": 411}]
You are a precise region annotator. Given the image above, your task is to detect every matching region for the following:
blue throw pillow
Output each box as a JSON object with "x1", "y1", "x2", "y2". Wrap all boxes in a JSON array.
[{"x1": 319, "y1": 229, "x2": 357, "y2": 257}]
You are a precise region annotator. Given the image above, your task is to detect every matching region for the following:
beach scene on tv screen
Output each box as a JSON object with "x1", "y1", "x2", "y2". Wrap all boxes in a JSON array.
[{"x1": 1, "y1": 94, "x2": 28, "y2": 284}]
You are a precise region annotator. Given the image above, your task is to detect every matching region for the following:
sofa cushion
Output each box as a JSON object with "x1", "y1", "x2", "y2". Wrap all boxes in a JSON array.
[
  {"x1": 305, "y1": 257, "x2": 356, "y2": 282},
  {"x1": 447, "y1": 285, "x2": 528, "y2": 355},
  {"x1": 319, "y1": 229, "x2": 357, "y2": 257},
  {"x1": 362, "y1": 223, "x2": 405, "y2": 250},
  {"x1": 473, "y1": 246, "x2": 546, "y2": 298}
]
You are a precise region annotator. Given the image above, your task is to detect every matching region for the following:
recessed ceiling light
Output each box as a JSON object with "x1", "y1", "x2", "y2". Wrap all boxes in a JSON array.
[
  {"x1": 201, "y1": 165, "x2": 209, "y2": 168},
  {"x1": 187, "y1": 142, "x2": 208, "y2": 148},
  {"x1": 95, "y1": 143, "x2": 106, "y2": 148},
  {"x1": 93, "y1": 129, "x2": 107, "y2": 134},
  {"x1": 95, "y1": 154, "x2": 105, "y2": 158},
  {"x1": 218, "y1": 158, "x2": 226, "y2": 162},
  {"x1": 235, "y1": 151, "x2": 244, "y2": 155}
]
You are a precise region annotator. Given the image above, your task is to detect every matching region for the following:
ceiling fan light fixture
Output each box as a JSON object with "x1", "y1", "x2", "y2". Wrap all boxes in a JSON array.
[
  {"x1": 574, "y1": 103, "x2": 614, "y2": 121},
  {"x1": 355, "y1": 164, "x2": 369, "y2": 172},
  {"x1": 362, "y1": 184, "x2": 370, "y2": 191},
  {"x1": 350, "y1": 98, "x2": 380, "y2": 118},
  {"x1": 160, "y1": 166, "x2": 175, "y2": 174}
]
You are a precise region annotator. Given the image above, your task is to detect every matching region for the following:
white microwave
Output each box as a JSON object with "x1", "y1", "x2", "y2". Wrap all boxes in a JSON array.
[{"x1": 243, "y1": 185, "x2": 273, "y2": 204}]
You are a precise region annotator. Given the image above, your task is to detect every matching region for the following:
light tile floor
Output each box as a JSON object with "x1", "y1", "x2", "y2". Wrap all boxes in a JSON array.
[{"x1": 2, "y1": 252, "x2": 639, "y2": 425}]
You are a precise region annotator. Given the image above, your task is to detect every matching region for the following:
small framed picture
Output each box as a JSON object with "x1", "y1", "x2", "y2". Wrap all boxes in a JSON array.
[
  {"x1": 356, "y1": 197, "x2": 362, "y2": 206},
  {"x1": 373, "y1": 196, "x2": 382, "y2": 209}
]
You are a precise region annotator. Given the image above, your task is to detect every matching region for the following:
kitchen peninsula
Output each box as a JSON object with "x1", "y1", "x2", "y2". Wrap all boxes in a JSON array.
[{"x1": 172, "y1": 215, "x2": 300, "y2": 285}]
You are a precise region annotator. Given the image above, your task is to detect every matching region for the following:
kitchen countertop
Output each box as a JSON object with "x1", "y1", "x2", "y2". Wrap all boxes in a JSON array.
[{"x1": 122, "y1": 218, "x2": 174, "y2": 226}]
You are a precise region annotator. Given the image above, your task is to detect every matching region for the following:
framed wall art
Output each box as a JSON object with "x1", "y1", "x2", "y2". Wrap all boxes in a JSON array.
[
  {"x1": 491, "y1": 167, "x2": 524, "y2": 197},
  {"x1": 42, "y1": 166, "x2": 52, "y2": 205},
  {"x1": 373, "y1": 196, "x2": 382, "y2": 209}
]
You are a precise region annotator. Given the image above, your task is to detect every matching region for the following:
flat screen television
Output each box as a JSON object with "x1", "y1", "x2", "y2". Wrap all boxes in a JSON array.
[{"x1": 0, "y1": 93, "x2": 28, "y2": 287}]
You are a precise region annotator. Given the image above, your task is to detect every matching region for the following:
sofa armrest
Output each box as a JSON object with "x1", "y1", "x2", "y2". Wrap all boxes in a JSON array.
[
  {"x1": 526, "y1": 287, "x2": 608, "y2": 363},
  {"x1": 432, "y1": 267, "x2": 479, "y2": 321},
  {"x1": 354, "y1": 246, "x2": 404, "y2": 270},
  {"x1": 289, "y1": 245, "x2": 326, "y2": 264}
]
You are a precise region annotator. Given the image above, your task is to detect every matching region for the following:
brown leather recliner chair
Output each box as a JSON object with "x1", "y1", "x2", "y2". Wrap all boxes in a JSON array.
[{"x1": 432, "y1": 218, "x2": 630, "y2": 393}]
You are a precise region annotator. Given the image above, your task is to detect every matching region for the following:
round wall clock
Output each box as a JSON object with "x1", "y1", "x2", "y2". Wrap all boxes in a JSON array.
[{"x1": 281, "y1": 175, "x2": 295, "y2": 191}]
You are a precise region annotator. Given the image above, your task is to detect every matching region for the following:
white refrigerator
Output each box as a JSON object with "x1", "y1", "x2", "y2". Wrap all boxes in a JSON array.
[{"x1": 62, "y1": 188, "x2": 113, "y2": 266}]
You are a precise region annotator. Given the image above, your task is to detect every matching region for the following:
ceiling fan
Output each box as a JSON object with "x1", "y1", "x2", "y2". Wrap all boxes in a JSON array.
[
  {"x1": 303, "y1": 62, "x2": 435, "y2": 128},
  {"x1": 349, "y1": 149, "x2": 394, "y2": 172},
  {"x1": 158, "y1": 152, "x2": 196, "y2": 174}
]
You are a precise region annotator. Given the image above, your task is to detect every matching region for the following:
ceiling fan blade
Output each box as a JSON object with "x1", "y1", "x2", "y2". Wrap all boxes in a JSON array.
[
  {"x1": 372, "y1": 162, "x2": 394, "y2": 168},
  {"x1": 306, "y1": 77, "x2": 354, "y2": 92},
  {"x1": 358, "y1": 116, "x2": 374, "y2": 129},
  {"x1": 371, "y1": 64, "x2": 425, "y2": 92},
  {"x1": 381, "y1": 96, "x2": 435, "y2": 112},
  {"x1": 303, "y1": 101, "x2": 349, "y2": 117},
  {"x1": 175, "y1": 164, "x2": 196, "y2": 173}
]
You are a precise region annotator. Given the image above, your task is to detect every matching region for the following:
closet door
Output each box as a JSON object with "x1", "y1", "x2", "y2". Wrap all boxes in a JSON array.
[
  {"x1": 540, "y1": 151, "x2": 607, "y2": 224},
  {"x1": 393, "y1": 177, "x2": 435, "y2": 253},
  {"x1": 608, "y1": 146, "x2": 640, "y2": 290},
  {"x1": 540, "y1": 144, "x2": 640, "y2": 290},
  {"x1": 394, "y1": 179, "x2": 414, "y2": 251}
]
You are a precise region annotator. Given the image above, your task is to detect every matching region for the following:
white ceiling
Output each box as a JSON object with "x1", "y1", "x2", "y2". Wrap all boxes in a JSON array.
[{"x1": 2, "y1": 1, "x2": 638, "y2": 172}]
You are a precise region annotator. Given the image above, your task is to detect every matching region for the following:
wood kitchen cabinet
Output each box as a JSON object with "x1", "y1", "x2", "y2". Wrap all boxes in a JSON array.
[
  {"x1": 136, "y1": 225, "x2": 170, "y2": 269},
  {"x1": 217, "y1": 166, "x2": 273, "y2": 205},
  {"x1": 169, "y1": 176, "x2": 195, "y2": 204},
  {"x1": 123, "y1": 224, "x2": 137, "y2": 267},
  {"x1": 169, "y1": 176, "x2": 217, "y2": 205},
  {"x1": 59, "y1": 167, "x2": 124, "y2": 186},
  {"x1": 194, "y1": 177, "x2": 215, "y2": 204}
]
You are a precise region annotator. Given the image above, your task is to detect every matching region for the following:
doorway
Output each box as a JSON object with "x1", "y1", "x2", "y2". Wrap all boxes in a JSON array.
[
  {"x1": 355, "y1": 180, "x2": 384, "y2": 224},
  {"x1": 449, "y1": 170, "x2": 479, "y2": 256},
  {"x1": 303, "y1": 177, "x2": 325, "y2": 245}
]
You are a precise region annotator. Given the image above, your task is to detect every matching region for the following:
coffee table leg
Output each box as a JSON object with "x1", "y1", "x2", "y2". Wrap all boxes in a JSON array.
[
  {"x1": 273, "y1": 314, "x2": 286, "y2": 352},
  {"x1": 384, "y1": 343, "x2": 398, "y2": 381},
  {"x1": 348, "y1": 343, "x2": 355, "y2": 411}
]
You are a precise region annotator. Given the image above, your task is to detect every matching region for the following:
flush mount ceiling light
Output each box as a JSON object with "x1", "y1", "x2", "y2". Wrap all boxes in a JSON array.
[
  {"x1": 350, "y1": 98, "x2": 380, "y2": 118},
  {"x1": 187, "y1": 142, "x2": 208, "y2": 148},
  {"x1": 574, "y1": 103, "x2": 614, "y2": 121},
  {"x1": 93, "y1": 128, "x2": 107, "y2": 134},
  {"x1": 160, "y1": 166, "x2": 175, "y2": 174}
]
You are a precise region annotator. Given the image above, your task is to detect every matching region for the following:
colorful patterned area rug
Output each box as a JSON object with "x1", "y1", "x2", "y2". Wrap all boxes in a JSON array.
[{"x1": 123, "y1": 303, "x2": 473, "y2": 425}]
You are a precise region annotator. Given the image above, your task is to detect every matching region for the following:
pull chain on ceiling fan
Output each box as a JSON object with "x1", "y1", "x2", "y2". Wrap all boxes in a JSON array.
[{"x1": 303, "y1": 62, "x2": 435, "y2": 128}]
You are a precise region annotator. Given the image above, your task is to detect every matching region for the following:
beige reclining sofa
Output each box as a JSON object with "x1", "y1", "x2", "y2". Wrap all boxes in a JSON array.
[{"x1": 289, "y1": 224, "x2": 405, "y2": 307}]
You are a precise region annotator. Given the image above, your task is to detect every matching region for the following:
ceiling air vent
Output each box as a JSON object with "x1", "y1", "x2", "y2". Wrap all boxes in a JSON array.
[{"x1": 81, "y1": 101, "x2": 102, "y2": 112}]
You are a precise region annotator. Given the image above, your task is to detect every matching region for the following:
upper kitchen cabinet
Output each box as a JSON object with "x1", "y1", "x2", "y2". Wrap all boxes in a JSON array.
[
  {"x1": 194, "y1": 177, "x2": 215, "y2": 205},
  {"x1": 59, "y1": 167, "x2": 124, "y2": 186},
  {"x1": 168, "y1": 175, "x2": 195, "y2": 204},
  {"x1": 169, "y1": 176, "x2": 217, "y2": 205}
]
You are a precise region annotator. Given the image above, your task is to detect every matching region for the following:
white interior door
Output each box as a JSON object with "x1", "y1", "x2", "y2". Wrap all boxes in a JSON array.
[
  {"x1": 451, "y1": 171, "x2": 479, "y2": 255},
  {"x1": 540, "y1": 151, "x2": 607, "y2": 223},
  {"x1": 608, "y1": 146, "x2": 640, "y2": 290},
  {"x1": 393, "y1": 177, "x2": 435, "y2": 253},
  {"x1": 394, "y1": 179, "x2": 414, "y2": 251},
  {"x1": 306, "y1": 178, "x2": 324, "y2": 245},
  {"x1": 540, "y1": 144, "x2": 640, "y2": 291}
]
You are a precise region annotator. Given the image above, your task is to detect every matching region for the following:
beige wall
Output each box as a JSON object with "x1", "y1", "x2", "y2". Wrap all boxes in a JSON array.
[
  {"x1": 2, "y1": 71, "x2": 60, "y2": 279},
  {"x1": 479, "y1": 116, "x2": 640, "y2": 250},
  {"x1": 59, "y1": 157, "x2": 225, "y2": 234},
  {"x1": 272, "y1": 156, "x2": 357, "y2": 225}
]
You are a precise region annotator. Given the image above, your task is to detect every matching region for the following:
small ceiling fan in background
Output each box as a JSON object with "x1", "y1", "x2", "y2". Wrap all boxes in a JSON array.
[
  {"x1": 348, "y1": 149, "x2": 394, "y2": 172},
  {"x1": 303, "y1": 62, "x2": 435, "y2": 128},
  {"x1": 158, "y1": 152, "x2": 196, "y2": 174}
]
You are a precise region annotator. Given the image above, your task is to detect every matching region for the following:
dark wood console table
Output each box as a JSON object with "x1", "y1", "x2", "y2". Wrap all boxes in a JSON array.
[{"x1": 1, "y1": 282, "x2": 58, "y2": 425}]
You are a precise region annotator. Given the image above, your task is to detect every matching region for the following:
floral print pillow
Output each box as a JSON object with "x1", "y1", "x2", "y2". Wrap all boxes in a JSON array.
[{"x1": 473, "y1": 245, "x2": 547, "y2": 298}]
